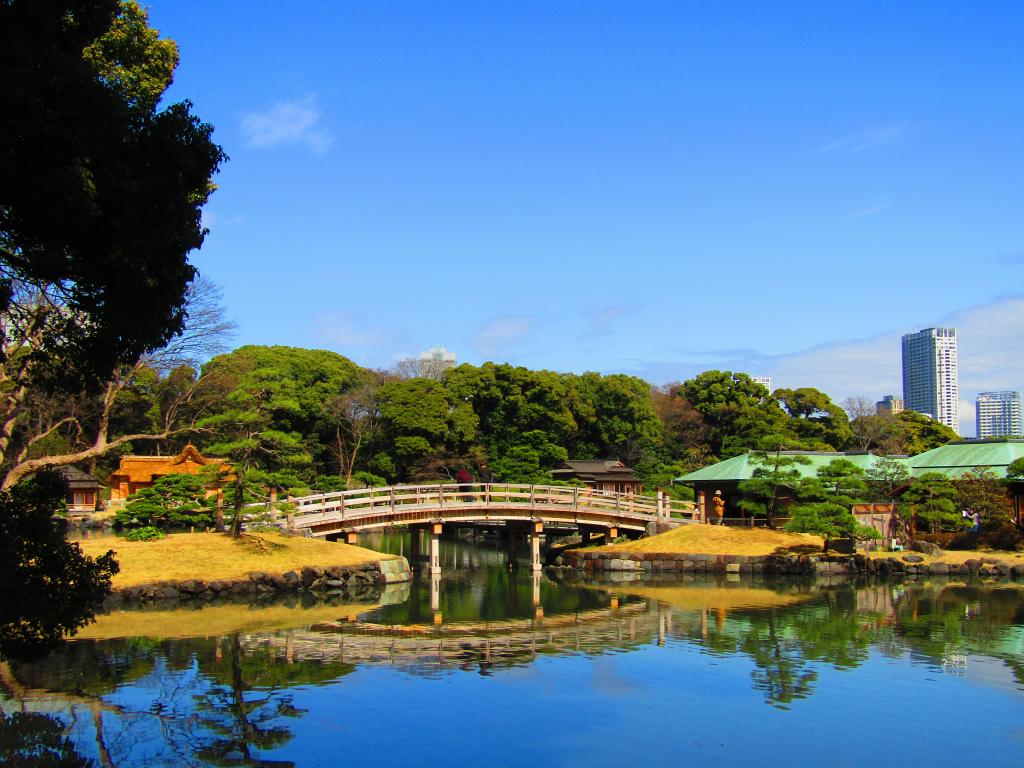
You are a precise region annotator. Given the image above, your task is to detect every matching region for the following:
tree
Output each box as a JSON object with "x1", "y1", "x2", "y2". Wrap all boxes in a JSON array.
[
  {"x1": 200, "y1": 366, "x2": 313, "y2": 538},
  {"x1": 785, "y1": 459, "x2": 876, "y2": 543},
  {"x1": 0, "y1": 471, "x2": 117, "y2": 661},
  {"x1": 737, "y1": 446, "x2": 811, "y2": 528},
  {"x1": 864, "y1": 456, "x2": 911, "y2": 535},
  {"x1": 953, "y1": 468, "x2": 1013, "y2": 530},
  {"x1": 682, "y1": 370, "x2": 793, "y2": 458},
  {"x1": 1008, "y1": 457, "x2": 1024, "y2": 482},
  {"x1": 776, "y1": 387, "x2": 853, "y2": 450},
  {"x1": 115, "y1": 472, "x2": 215, "y2": 530},
  {"x1": 1, "y1": 0, "x2": 226, "y2": 486},
  {"x1": 902, "y1": 472, "x2": 960, "y2": 532},
  {"x1": 320, "y1": 370, "x2": 389, "y2": 485}
]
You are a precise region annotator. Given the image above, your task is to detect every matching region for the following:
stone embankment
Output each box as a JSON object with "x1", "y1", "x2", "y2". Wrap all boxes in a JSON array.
[
  {"x1": 108, "y1": 557, "x2": 412, "y2": 604},
  {"x1": 557, "y1": 551, "x2": 1024, "y2": 579}
]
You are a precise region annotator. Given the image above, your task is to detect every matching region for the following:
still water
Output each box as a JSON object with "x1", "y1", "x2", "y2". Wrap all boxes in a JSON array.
[{"x1": 3, "y1": 535, "x2": 1024, "y2": 767}]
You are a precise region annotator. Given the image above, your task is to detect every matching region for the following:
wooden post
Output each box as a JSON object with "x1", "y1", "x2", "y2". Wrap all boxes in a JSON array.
[
  {"x1": 345, "y1": 530, "x2": 357, "y2": 545},
  {"x1": 530, "y1": 524, "x2": 542, "y2": 572},
  {"x1": 608, "y1": 525, "x2": 618, "y2": 540}
]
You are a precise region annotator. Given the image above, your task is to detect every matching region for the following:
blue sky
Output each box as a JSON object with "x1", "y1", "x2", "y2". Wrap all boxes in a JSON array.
[{"x1": 147, "y1": 1, "x2": 1023, "y2": 434}]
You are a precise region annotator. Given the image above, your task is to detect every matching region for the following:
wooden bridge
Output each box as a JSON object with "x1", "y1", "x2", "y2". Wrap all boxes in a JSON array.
[{"x1": 274, "y1": 483, "x2": 699, "y2": 573}]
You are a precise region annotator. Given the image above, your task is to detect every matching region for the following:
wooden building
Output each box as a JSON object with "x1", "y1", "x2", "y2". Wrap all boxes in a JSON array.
[
  {"x1": 59, "y1": 466, "x2": 101, "y2": 513},
  {"x1": 108, "y1": 445, "x2": 231, "y2": 504},
  {"x1": 550, "y1": 460, "x2": 643, "y2": 494}
]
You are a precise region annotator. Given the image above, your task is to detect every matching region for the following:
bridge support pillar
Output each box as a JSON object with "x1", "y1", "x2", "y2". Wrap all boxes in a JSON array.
[
  {"x1": 532, "y1": 532, "x2": 548, "y2": 573},
  {"x1": 607, "y1": 526, "x2": 618, "y2": 541},
  {"x1": 429, "y1": 522, "x2": 442, "y2": 575},
  {"x1": 345, "y1": 530, "x2": 357, "y2": 545}
]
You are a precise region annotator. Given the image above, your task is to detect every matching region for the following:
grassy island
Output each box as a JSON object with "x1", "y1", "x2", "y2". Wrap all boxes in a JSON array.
[
  {"x1": 77, "y1": 531, "x2": 396, "y2": 589},
  {"x1": 597, "y1": 524, "x2": 824, "y2": 557}
]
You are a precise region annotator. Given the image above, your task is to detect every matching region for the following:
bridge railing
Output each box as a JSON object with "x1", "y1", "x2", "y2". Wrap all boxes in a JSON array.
[{"x1": 284, "y1": 483, "x2": 698, "y2": 529}]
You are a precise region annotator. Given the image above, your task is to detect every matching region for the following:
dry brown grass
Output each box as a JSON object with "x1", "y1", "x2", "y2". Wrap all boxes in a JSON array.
[
  {"x1": 598, "y1": 524, "x2": 824, "y2": 556},
  {"x1": 76, "y1": 600, "x2": 376, "y2": 640},
  {"x1": 77, "y1": 531, "x2": 394, "y2": 588}
]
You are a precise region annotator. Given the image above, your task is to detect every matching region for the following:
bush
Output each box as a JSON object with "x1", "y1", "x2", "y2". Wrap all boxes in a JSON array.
[
  {"x1": 985, "y1": 525, "x2": 1023, "y2": 551},
  {"x1": 946, "y1": 531, "x2": 980, "y2": 550},
  {"x1": 125, "y1": 526, "x2": 165, "y2": 542}
]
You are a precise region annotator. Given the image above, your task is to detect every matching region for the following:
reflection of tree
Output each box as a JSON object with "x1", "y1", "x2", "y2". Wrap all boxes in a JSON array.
[
  {"x1": 0, "y1": 710, "x2": 94, "y2": 768},
  {"x1": 740, "y1": 610, "x2": 817, "y2": 708},
  {"x1": 190, "y1": 634, "x2": 299, "y2": 767}
]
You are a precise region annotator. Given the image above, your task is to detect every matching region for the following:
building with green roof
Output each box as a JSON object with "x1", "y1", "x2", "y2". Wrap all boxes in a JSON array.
[{"x1": 676, "y1": 439, "x2": 1023, "y2": 525}]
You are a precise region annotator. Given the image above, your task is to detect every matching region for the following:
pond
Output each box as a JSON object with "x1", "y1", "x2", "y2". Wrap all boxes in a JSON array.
[{"x1": 2, "y1": 536, "x2": 1023, "y2": 767}]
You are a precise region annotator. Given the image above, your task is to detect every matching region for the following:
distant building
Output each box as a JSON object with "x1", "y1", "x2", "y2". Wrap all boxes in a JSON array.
[
  {"x1": 59, "y1": 466, "x2": 101, "y2": 513},
  {"x1": 550, "y1": 460, "x2": 643, "y2": 494},
  {"x1": 751, "y1": 376, "x2": 772, "y2": 393},
  {"x1": 876, "y1": 395, "x2": 904, "y2": 416},
  {"x1": 977, "y1": 391, "x2": 1024, "y2": 438},
  {"x1": 418, "y1": 346, "x2": 456, "y2": 379},
  {"x1": 902, "y1": 327, "x2": 958, "y2": 433}
]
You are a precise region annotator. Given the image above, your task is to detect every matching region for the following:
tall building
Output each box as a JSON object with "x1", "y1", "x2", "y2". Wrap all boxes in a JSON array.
[
  {"x1": 751, "y1": 376, "x2": 772, "y2": 393},
  {"x1": 901, "y1": 327, "x2": 959, "y2": 433},
  {"x1": 876, "y1": 395, "x2": 904, "y2": 416},
  {"x1": 976, "y1": 391, "x2": 1023, "y2": 438},
  {"x1": 418, "y1": 346, "x2": 456, "y2": 379}
]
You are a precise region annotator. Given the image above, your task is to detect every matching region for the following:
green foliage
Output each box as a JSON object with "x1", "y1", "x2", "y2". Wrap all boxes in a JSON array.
[
  {"x1": 786, "y1": 460, "x2": 876, "y2": 541},
  {"x1": 0, "y1": 0, "x2": 226, "y2": 387},
  {"x1": 116, "y1": 473, "x2": 214, "y2": 529},
  {"x1": 864, "y1": 456, "x2": 911, "y2": 504},
  {"x1": 737, "y1": 450, "x2": 812, "y2": 527},
  {"x1": 682, "y1": 371, "x2": 794, "y2": 458},
  {"x1": 0, "y1": 471, "x2": 118, "y2": 661},
  {"x1": 889, "y1": 411, "x2": 959, "y2": 455},
  {"x1": 953, "y1": 468, "x2": 1013, "y2": 529},
  {"x1": 1007, "y1": 457, "x2": 1024, "y2": 481},
  {"x1": 775, "y1": 387, "x2": 854, "y2": 451},
  {"x1": 903, "y1": 472, "x2": 961, "y2": 531},
  {"x1": 125, "y1": 525, "x2": 166, "y2": 542}
]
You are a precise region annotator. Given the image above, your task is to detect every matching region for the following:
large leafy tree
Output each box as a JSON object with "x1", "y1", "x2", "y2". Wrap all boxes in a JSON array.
[
  {"x1": 0, "y1": 1, "x2": 226, "y2": 487},
  {"x1": 953, "y1": 468, "x2": 1013, "y2": 530},
  {"x1": 775, "y1": 387, "x2": 853, "y2": 451},
  {"x1": 682, "y1": 370, "x2": 793, "y2": 459}
]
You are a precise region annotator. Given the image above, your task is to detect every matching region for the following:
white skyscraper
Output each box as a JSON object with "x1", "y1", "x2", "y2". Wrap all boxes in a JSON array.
[
  {"x1": 901, "y1": 327, "x2": 959, "y2": 433},
  {"x1": 976, "y1": 391, "x2": 1023, "y2": 438},
  {"x1": 751, "y1": 376, "x2": 772, "y2": 393}
]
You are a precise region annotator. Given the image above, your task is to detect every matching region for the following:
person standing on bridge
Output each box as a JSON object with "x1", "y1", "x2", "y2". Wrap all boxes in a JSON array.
[{"x1": 457, "y1": 467, "x2": 474, "y2": 502}]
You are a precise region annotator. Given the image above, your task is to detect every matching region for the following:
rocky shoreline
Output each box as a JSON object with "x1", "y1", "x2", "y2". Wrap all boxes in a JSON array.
[
  {"x1": 106, "y1": 556, "x2": 412, "y2": 605},
  {"x1": 557, "y1": 550, "x2": 1024, "y2": 579}
]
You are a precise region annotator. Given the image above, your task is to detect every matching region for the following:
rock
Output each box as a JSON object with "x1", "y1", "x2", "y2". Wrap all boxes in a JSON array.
[
  {"x1": 282, "y1": 571, "x2": 300, "y2": 587},
  {"x1": 928, "y1": 562, "x2": 950, "y2": 575},
  {"x1": 725, "y1": 563, "x2": 741, "y2": 574},
  {"x1": 300, "y1": 566, "x2": 324, "y2": 587},
  {"x1": 963, "y1": 559, "x2": 982, "y2": 572},
  {"x1": 909, "y1": 540, "x2": 942, "y2": 556},
  {"x1": 901, "y1": 554, "x2": 925, "y2": 563}
]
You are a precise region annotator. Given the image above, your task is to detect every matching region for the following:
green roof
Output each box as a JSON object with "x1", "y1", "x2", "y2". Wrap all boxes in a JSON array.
[
  {"x1": 675, "y1": 438, "x2": 1024, "y2": 485},
  {"x1": 675, "y1": 451, "x2": 893, "y2": 484},
  {"x1": 908, "y1": 439, "x2": 1024, "y2": 478}
]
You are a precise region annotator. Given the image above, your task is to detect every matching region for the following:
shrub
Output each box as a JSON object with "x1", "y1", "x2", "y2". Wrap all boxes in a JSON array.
[
  {"x1": 125, "y1": 526, "x2": 165, "y2": 542},
  {"x1": 116, "y1": 474, "x2": 215, "y2": 530},
  {"x1": 985, "y1": 525, "x2": 1023, "y2": 551}
]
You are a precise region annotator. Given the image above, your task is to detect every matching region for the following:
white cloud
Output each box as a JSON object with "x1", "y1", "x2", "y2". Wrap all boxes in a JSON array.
[
  {"x1": 581, "y1": 304, "x2": 640, "y2": 339},
  {"x1": 848, "y1": 198, "x2": 891, "y2": 219},
  {"x1": 470, "y1": 316, "x2": 535, "y2": 357},
  {"x1": 309, "y1": 312, "x2": 388, "y2": 349},
  {"x1": 818, "y1": 122, "x2": 913, "y2": 154},
  {"x1": 623, "y1": 295, "x2": 1024, "y2": 438},
  {"x1": 240, "y1": 94, "x2": 333, "y2": 154}
]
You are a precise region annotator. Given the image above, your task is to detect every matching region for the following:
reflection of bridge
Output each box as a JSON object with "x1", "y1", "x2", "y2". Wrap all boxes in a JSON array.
[
  {"x1": 242, "y1": 599, "x2": 677, "y2": 671},
  {"x1": 277, "y1": 483, "x2": 698, "y2": 573}
]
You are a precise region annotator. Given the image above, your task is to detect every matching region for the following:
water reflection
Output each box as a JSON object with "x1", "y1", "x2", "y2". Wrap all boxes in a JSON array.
[{"x1": 2, "y1": 559, "x2": 1024, "y2": 766}]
